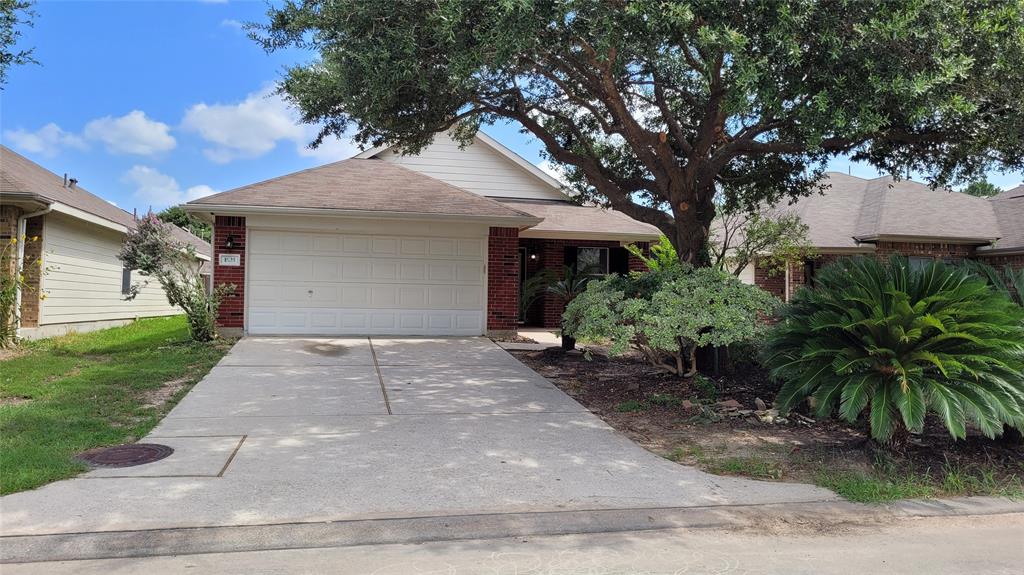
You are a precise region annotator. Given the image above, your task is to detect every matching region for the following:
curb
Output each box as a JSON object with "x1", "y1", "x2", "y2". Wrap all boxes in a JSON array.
[{"x1": 3, "y1": 497, "x2": 1021, "y2": 564}]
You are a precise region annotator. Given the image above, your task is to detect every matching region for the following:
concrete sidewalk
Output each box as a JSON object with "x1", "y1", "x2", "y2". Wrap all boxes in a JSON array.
[{"x1": 0, "y1": 337, "x2": 834, "y2": 559}]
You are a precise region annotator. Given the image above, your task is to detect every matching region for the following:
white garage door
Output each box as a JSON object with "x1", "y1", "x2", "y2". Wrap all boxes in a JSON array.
[{"x1": 246, "y1": 229, "x2": 486, "y2": 335}]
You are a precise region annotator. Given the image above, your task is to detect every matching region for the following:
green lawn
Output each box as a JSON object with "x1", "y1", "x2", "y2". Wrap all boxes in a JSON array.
[{"x1": 0, "y1": 316, "x2": 232, "y2": 495}]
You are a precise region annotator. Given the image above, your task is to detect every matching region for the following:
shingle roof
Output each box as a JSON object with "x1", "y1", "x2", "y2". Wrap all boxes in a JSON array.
[
  {"x1": 187, "y1": 158, "x2": 538, "y2": 222},
  {"x1": 777, "y1": 172, "x2": 1001, "y2": 250},
  {"x1": 1, "y1": 145, "x2": 211, "y2": 257},
  {"x1": 988, "y1": 187, "x2": 1024, "y2": 253},
  {"x1": 500, "y1": 198, "x2": 662, "y2": 240}
]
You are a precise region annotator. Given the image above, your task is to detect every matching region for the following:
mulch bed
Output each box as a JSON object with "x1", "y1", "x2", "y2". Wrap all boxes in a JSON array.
[{"x1": 511, "y1": 346, "x2": 1024, "y2": 488}]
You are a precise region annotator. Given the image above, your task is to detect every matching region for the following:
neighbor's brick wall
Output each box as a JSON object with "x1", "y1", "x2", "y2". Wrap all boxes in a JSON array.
[
  {"x1": 18, "y1": 216, "x2": 44, "y2": 328},
  {"x1": 213, "y1": 216, "x2": 246, "y2": 329},
  {"x1": 874, "y1": 241, "x2": 975, "y2": 261},
  {"x1": 0, "y1": 205, "x2": 21, "y2": 278},
  {"x1": 487, "y1": 227, "x2": 519, "y2": 333},
  {"x1": 519, "y1": 238, "x2": 648, "y2": 328},
  {"x1": 977, "y1": 253, "x2": 1024, "y2": 271}
]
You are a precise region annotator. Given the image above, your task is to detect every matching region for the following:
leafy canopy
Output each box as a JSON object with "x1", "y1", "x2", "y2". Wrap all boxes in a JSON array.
[
  {"x1": 255, "y1": 0, "x2": 1024, "y2": 263},
  {"x1": 762, "y1": 256, "x2": 1024, "y2": 444},
  {"x1": 565, "y1": 267, "x2": 776, "y2": 376},
  {"x1": 0, "y1": 0, "x2": 36, "y2": 88},
  {"x1": 961, "y1": 180, "x2": 1002, "y2": 198},
  {"x1": 157, "y1": 206, "x2": 212, "y2": 242}
]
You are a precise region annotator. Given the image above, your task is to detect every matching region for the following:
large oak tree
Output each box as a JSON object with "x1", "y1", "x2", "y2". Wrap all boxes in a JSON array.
[{"x1": 256, "y1": 0, "x2": 1024, "y2": 264}]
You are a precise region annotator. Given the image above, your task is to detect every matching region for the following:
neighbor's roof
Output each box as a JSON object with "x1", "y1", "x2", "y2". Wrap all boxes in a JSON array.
[
  {"x1": 1, "y1": 145, "x2": 211, "y2": 257},
  {"x1": 986, "y1": 185, "x2": 1024, "y2": 254},
  {"x1": 187, "y1": 158, "x2": 541, "y2": 223},
  {"x1": 501, "y1": 198, "x2": 662, "y2": 241},
  {"x1": 777, "y1": 172, "x2": 1001, "y2": 250}
]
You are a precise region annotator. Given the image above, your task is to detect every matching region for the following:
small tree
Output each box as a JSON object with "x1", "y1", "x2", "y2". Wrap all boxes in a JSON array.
[
  {"x1": 118, "y1": 215, "x2": 232, "y2": 342},
  {"x1": 564, "y1": 267, "x2": 776, "y2": 377},
  {"x1": 962, "y1": 180, "x2": 1002, "y2": 198},
  {"x1": 708, "y1": 208, "x2": 817, "y2": 278},
  {"x1": 625, "y1": 236, "x2": 680, "y2": 272}
]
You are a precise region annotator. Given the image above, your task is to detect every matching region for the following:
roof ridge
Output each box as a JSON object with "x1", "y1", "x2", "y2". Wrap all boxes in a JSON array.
[
  {"x1": 381, "y1": 161, "x2": 539, "y2": 219},
  {"x1": 188, "y1": 156, "x2": 359, "y2": 205}
]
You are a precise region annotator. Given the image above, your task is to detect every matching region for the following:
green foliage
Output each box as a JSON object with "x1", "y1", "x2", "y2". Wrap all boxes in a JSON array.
[
  {"x1": 157, "y1": 206, "x2": 212, "y2": 242},
  {"x1": 962, "y1": 260, "x2": 1024, "y2": 307},
  {"x1": 519, "y1": 268, "x2": 557, "y2": 321},
  {"x1": 626, "y1": 236, "x2": 681, "y2": 272},
  {"x1": 255, "y1": 0, "x2": 1024, "y2": 264},
  {"x1": 0, "y1": 0, "x2": 36, "y2": 88},
  {"x1": 763, "y1": 256, "x2": 1024, "y2": 444},
  {"x1": 708, "y1": 208, "x2": 817, "y2": 277},
  {"x1": 961, "y1": 180, "x2": 1002, "y2": 198},
  {"x1": 118, "y1": 215, "x2": 233, "y2": 342},
  {"x1": 546, "y1": 264, "x2": 599, "y2": 303},
  {"x1": 565, "y1": 267, "x2": 776, "y2": 377}
]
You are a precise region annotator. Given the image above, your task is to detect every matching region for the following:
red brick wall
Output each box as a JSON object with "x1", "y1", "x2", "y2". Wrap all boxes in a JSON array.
[
  {"x1": 518, "y1": 238, "x2": 649, "y2": 328},
  {"x1": 487, "y1": 227, "x2": 519, "y2": 333},
  {"x1": 754, "y1": 258, "x2": 786, "y2": 300},
  {"x1": 213, "y1": 216, "x2": 246, "y2": 329}
]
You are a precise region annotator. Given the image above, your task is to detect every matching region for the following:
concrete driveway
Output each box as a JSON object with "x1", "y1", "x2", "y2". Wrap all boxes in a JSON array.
[{"x1": 0, "y1": 337, "x2": 833, "y2": 541}]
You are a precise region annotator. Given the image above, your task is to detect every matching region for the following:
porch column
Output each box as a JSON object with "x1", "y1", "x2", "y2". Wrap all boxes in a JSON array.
[{"x1": 487, "y1": 226, "x2": 519, "y2": 335}]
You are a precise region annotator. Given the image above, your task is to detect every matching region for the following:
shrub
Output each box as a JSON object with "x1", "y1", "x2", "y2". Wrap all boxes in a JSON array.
[
  {"x1": 564, "y1": 267, "x2": 776, "y2": 377},
  {"x1": 763, "y1": 256, "x2": 1024, "y2": 444},
  {"x1": 118, "y1": 215, "x2": 233, "y2": 342}
]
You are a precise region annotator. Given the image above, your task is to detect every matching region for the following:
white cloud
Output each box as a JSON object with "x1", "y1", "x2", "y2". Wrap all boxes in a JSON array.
[
  {"x1": 181, "y1": 86, "x2": 357, "y2": 163},
  {"x1": 83, "y1": 111, "x2": 176, "y2": 156},
  {"x1": 122, "y1": 165, "x2": 218, "y2": 209},
  {"x1": 2, "y1": 123, "x2": 87, "y2": 157},
  {"x1": 221, "y1": 19, "x2": 243, "y2": 29}
]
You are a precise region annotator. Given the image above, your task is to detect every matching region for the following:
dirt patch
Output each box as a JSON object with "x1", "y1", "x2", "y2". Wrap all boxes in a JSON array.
[
  {"x1": 141, "y1": 376, "x2": 192, "y2": 409},
  {"x1": 0, "y1": 396, "x2": 31, "y2": 407},
  {"x1": 0, "y1": 347, "x2": 28, "y2": 362},
  {"x1": 489, "y1": 334, "x2": 539, "y2": 344},
  {"x1": 512, "y1": 347, "x2": 1024, "y2": 500}
]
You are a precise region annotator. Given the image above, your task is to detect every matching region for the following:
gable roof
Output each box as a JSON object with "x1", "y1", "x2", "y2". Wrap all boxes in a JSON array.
[
  {"x1": 777, "y1": 172, "x2": 1001, "y2": 250},
  {"x1": 1, "y1": 145, "x2": 211, "y2": 257},
  {"x1": 186, "y1": 158, "x2": 541, "y2": 224},
  {"x1": 354, "y1": 130, "x2": 566, "y2": 195}
]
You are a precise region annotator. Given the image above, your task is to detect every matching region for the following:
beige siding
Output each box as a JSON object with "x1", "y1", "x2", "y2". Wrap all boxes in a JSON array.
[
  {"x1": 39, "y1": 213, "x2": 179, "y2": 325},
  {"x1": 375, "y1": 135, "x2": 566, "y2": 200}
]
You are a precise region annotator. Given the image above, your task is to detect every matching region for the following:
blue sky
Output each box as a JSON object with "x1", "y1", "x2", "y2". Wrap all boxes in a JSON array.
[{"x1": 3, "y1": 1, "x2": 1022, "y2": 215}]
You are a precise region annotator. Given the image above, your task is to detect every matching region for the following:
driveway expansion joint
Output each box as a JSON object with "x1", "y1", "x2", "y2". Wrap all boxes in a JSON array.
[{"x1": 367, "y1": 338, "x2": 392, "y2": 415}]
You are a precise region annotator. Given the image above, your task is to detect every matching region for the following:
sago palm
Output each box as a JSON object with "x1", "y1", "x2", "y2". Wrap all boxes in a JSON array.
[{"x1": 763, "y1": 256, "x2": 1024, "y2": 444}]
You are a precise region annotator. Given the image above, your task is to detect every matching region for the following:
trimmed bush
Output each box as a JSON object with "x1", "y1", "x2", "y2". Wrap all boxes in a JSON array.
[
  {"x1": 763, "y1": 256, "x2": 1024, "y2": 444},
  {"x1": 564, "y1": 267, "x2": 776, "y2": 376}
]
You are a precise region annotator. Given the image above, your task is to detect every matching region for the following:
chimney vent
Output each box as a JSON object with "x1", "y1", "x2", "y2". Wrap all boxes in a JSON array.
[{"x1": 68, "y1": 178, "x2": 78, "y2": 189}]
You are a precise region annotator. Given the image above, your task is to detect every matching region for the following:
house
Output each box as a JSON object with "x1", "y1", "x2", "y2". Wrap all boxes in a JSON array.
[
  {"x1": 0, "y1": 145, "x2": 213, "y2": 339},
  {"x1": 745, "y1": 172, "x2": 1024, "y2": 300},
  {"x1": 184, "y1": 131, "x2": 661, "y2": 336}
]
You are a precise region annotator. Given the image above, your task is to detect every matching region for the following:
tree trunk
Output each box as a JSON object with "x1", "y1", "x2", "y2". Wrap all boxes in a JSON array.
[{"x1": 669, "y1": 184, "x2": 716, "y2": 267}]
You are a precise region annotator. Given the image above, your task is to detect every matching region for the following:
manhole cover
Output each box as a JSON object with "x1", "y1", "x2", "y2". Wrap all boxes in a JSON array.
[{"x1": 77, "y1": 443, "x2": 174, "y2": 468}]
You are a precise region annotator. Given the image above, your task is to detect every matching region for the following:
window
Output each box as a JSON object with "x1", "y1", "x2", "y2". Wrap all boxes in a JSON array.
[
  {"x1": 121, "y1": 266, "x2": 132, "y2": 295},
  {"x1": 908, "y1": 256, "x2": 934, "y2": 272},
  {"x1": 577, "y1": 247, "x2": 610, "y2": 274}
]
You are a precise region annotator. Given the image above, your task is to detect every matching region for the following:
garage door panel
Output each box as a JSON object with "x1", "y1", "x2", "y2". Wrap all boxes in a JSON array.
[{"x1": 248, "y1": 229, "x2": 486, "y2": 335}]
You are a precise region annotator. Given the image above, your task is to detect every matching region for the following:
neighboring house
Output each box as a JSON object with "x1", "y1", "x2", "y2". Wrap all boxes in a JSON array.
[
  {"x1": 0, "y1": 146, "x2": 212, "y2": 339},
  {"x1": 184, "y1": 131, "x2": 660, "y2": 336},
  {"x1": 742, "y1": 172, "x2": 1024, "y2": 300}
]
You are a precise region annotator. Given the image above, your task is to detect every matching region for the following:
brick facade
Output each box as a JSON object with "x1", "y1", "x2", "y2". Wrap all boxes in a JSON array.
[
  {"x1": 487, "y1": 227, "x2": 520, "y2": 333},
  {"x1": 519, "y1": 238, "x2": 649, "y2": 328},
  {"x1": 976, "y1": 253, "x2": 1024, "y2": 271},
  {"x1": 19, "y1": 216, "x2": 43, "y2": 327},
  {"x1": 874, "y1": 241, "x2": 975, "y2": 261},
  {"x1": 213, "y1": 216, "x2": 246, "y2": 329}
]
